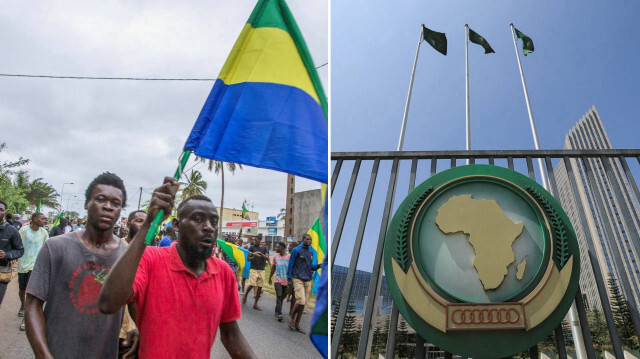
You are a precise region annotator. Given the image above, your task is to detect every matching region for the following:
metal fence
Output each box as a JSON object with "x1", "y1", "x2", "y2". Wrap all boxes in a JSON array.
[{"x1": 330, "y1": 149, "x2": 640, "y2": 359}]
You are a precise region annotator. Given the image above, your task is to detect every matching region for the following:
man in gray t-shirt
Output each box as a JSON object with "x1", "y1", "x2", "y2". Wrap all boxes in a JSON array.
[
  {"x1": 25, "y1": 172, "x2": 137, "y2": 359},
  {"x1": 27, "y1": 232, "x2": 127, "y2": 358}
]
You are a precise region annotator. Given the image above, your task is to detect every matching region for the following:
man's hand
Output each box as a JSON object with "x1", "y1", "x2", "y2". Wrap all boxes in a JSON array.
[
  {"x1": 144, "y1": 177, "x2": 180, "y2": 227},
  {"x1": 122, "y1": 329, "x2": 140, "y2": 359},
  {"x1": 0, "y1": 250, "x2": 5, "y2": 259},
  {"x1": 268, "y1": 278, "x2": 273, "y2": 285}
]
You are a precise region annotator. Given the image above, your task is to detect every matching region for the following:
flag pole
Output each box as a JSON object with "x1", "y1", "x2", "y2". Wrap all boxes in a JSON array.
[
  {"x1": 397, "y1": 25, "x2": 424, "y2": 151},
  {"x1": 143, "y1": 151, "x2": 191, "y2": 245},
  {"x1": 465, "y1": 24, "x2": 471, "y2": 164},
  {"x1": 509, "y1": 23, "x2": 548, "y2": 189},
  {"x1": 510, "y1": 23, "x2": 587, "y2": 359}
]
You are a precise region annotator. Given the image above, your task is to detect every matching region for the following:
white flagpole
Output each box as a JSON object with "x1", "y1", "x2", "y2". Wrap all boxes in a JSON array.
[
  {"x1": 509, "y1": 23, "x2": 548, "y2": 190},
  {"x1": 465, "y1": 24, "x2": 471, "y2": 164},
  {"x1": 397, "y1": 26, "x2": 424, "y2": 151},
  {"x1": 510, "y1": 23, "x2": 587, "y2": 359}
]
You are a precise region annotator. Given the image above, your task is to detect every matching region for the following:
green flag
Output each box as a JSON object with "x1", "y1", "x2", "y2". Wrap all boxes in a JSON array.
[
  {"x1": 242, "y1": 203, "x2": 248, "y2": 219},
  {"x1": 468, "y1": 27, "x2": 495, "y2": 54},
  {"x1": 422, "y1": 25, "x2": 447, "y2": 56},
  {"x1": 514, "y1": 27, "x2": 534, "y2": 56},
  {"x1": 52, "y1": 211, "x2": 64, "y2": 227},
  {"x1": 36, "y1": 198, "x2": 42, "y2": 213}
]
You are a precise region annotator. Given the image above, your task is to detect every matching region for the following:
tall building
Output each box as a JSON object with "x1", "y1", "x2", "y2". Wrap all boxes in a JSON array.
[
  {"x1": 332, "y1": 265, "x2": 393, "y2": 315},
  {"x1": 554, "y1": 105, "x2": 640, "y2": 311}
]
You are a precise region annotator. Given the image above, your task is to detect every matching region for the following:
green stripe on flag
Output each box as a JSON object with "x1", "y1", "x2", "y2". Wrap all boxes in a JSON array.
[{"x1": 247, "y1": 0, "x2": 327, "y2": 120}]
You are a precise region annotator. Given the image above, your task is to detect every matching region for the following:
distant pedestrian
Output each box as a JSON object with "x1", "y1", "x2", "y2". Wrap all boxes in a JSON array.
[
  {"x1": 287, "y1": 234, "x2": 319, "y2": 333},
  {"x1": 158, "y1": 226, "x2": 176, "y2": 247},
  {"x1": 269, "y1": 242, "x2": 290, "y2": 321},
  {"x1": 49, "y1": 217, "x2": 68, "y2": 238},
  {"x1": 13, "y1": 214, "x2": 23, "y2": 229},
  {"x1": 240, "y1": 237, "x2": 252, "y2": 292},
  {"x1": 242, "y1": 236, "x2": 269, "y2": 310},
  {"x1": 17, "y1": 212, "x2": 49, "y2": 331},
  {"x1": 64, "y1": 218, "x2": 72, "y2": 233},
  {"x1": 0, "y1": 199, "x2": 24, "y2": 308}
]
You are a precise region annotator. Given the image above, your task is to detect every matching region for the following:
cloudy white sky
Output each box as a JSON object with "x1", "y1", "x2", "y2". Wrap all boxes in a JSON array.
[{"x1": 0, "y1": 1, "x2": 328, "y2": 220}]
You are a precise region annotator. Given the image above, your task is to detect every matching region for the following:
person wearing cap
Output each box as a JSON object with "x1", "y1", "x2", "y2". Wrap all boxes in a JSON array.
[
  {"x1": 13, "y1": 213, "x2": 23, "y2": 230},
  {"x1": 268, "y1": 241, "x2": 290, "y2": 322}
]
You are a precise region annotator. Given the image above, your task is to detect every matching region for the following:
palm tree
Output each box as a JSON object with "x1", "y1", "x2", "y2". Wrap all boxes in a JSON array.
[
  {"x1": 13, "y1": 170, "x2": 59, "y2": 210},
  {"x1": 277, "y1": 207, "x2": 286, "y2": 221},
  {"x1": 26, "y1": 179, "x2": 59, "y2": 209},
  {"x1": 179, "y1": 170, "x2": 208, "y2": 199},
  {"x1": 196, "y1": 158, "x2": 243, "y2": 236}
]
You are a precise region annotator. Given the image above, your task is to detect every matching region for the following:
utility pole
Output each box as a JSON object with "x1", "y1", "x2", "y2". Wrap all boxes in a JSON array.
[{"x1": 138, "y1": 187, "x2": 143, "y2": 210}]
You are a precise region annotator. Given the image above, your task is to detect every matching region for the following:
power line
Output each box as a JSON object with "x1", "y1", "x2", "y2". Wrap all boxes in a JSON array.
[{"x1": 0, "y1": 63, "x2": 329, "y2": 81}]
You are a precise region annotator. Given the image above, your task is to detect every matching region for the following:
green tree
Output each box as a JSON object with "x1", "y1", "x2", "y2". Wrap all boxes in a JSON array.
[
  {"x1": 608, "y1": 274, "x2": 639, "y2": 349},
  {"x1": 341, "y1": 302, "x2": 358, "y2": 357},
  {"x1": 277, "y1": 207, "x2": 286, "y2": 221},
  {"x1": 180, "y1": 170, "x2": 208, "y2": 199},
  {"x1": 395, "y1": 318, "x2": 412, "y2": 359},
  {"x1": 588, "y1": 308, "x2": 611, "y2": 350},
  {"x1": 26, "y1": 179, "x2": 59, "y2": 209},
  {"x1": 196, "y1": 158, "x2": 243, "y2": 236}
]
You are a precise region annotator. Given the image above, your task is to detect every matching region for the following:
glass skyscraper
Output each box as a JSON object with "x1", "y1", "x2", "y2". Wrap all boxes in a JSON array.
[{"x1": 554, "y1": 105, "x2": 640, "y2": 311}]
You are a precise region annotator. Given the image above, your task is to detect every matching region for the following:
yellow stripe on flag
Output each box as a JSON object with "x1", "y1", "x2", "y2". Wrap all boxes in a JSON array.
[{"x1": 218, "y1": 24, "x2": 319, "y2": 103}]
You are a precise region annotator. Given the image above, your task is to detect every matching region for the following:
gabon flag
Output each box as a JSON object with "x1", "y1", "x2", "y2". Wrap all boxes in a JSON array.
[{"x1": 183, "y1": 0, "x2": 328, "y2": 184}]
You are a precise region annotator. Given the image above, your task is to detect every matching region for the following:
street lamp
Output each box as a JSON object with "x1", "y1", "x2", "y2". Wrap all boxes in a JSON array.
[
  {"x1": 66, "y1": 195, "x2": 77, "y2": 212},
  {"x1": 60, "y1": 182, "x2": 73, "y2": 209}
]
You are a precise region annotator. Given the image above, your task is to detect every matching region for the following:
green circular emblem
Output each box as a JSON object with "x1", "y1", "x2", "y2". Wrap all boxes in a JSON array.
[{"x1": 383, "y1": 165, "x2": 580, "y2": 359}]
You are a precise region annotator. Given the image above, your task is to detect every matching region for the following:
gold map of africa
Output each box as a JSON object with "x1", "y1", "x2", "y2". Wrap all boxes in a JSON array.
[{"x1": 435, "y1": 195, "x2": 525, "y2": 290}]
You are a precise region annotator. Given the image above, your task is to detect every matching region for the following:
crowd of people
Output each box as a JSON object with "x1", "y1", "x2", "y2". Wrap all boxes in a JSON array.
[{"x1": 0, "y1": 172, "x2": 320, "y2": 358}]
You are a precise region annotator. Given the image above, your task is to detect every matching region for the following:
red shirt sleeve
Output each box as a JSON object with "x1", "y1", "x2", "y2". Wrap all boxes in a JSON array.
[{"x1": 220, "y1": 262, "x2": 242, "y2": 323}]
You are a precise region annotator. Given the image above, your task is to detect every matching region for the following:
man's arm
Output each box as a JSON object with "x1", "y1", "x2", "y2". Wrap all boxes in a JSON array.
[
  {"x1": 219, "y1": 321, "x2": 257, "y2": 359},
  {"x1": 268, "y1": 257, "x2": 276, "y2": 285},
  {"x1": 25, "y1": 294, "x2": 54, "y2": 359},
  {"x1": 99, "y1": 177, "x2": 177, "y2": 314},
  {"x1": 286, "y1": 247, "x2": 297, "y2": 283},
  {"x1": 1, "y1": 228, "x2": 24, "y2": 260}
]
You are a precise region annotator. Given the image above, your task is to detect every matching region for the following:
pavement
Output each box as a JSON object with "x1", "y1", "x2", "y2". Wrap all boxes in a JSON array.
[{"x1": 0, "y1": 275, "x2": 323, "y2": 359}]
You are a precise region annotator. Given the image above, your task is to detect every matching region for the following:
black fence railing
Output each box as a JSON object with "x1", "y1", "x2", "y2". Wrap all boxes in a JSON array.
[{"x1": 330, "y1": 149, "x2": 640, "y2": 359}]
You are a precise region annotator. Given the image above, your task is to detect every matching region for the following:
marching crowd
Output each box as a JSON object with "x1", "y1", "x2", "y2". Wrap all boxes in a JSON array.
[{"x1": 0, "y1": 172, "x2": 320, "y2": 359}]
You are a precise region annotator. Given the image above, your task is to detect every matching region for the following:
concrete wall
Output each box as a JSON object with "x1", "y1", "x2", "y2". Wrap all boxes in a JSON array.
[{"x1": 293, "y1": 189, "x2": 322, "y2": 242}]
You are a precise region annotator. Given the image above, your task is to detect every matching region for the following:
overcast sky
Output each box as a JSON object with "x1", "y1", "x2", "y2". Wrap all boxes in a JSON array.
[
  {"x1": 0, "y1": 1, "x2": 328, "y2": 220},
  {"x1": 331, "y1": 1, "x2": 640, "y2": 268}
]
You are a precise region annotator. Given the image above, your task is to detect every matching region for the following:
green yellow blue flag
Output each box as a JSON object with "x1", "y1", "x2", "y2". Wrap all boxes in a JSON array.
[
  {"x1": 242, "y1": 203, "x2": 249, "y2": 219},
  {"x1": 183, "y1": 0, "x2": 328, "y2": 183},
  {"x1": 216, "y1": 238, "x2": 251, "y2": 278},
  {"x1": 307, "y1": 217, "x2": 325, "y2": 295}
]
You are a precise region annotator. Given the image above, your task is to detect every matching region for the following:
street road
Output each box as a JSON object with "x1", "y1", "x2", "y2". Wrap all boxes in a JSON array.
[{"x1": 0, "y1": 276, "x2": 322, "y2": 359}]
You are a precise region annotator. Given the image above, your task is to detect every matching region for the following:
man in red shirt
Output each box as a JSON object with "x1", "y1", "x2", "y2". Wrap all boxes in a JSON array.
[{"x1": 99, "y1": 177, "x2": 256, "y2": 359}]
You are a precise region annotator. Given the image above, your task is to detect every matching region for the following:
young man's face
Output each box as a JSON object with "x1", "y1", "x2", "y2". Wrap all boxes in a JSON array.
[
  {"x1": 128, "y1": 212, "x2": 147, "y2": 238},
  {"x1": 85, "y1": 184, "x2": 124, "y2": 232},
  {"x1": 177, "y1": 199, "x2": 219, "y2": 261},
  {"x1": 302, "y1": 234, "x2": 312, "y2": 247},
  {"x1": 277, "y1": 244, "x2": 285, "y2": 255},
  {"x1": 33, "y1": 214, "x2": 46, "y2": 228}
]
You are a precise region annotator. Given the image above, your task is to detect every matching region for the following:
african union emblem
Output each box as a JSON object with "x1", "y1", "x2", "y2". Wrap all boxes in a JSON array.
[{"x1": 383, "y1": 165, "x2": 580, "y2": 358}]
